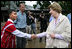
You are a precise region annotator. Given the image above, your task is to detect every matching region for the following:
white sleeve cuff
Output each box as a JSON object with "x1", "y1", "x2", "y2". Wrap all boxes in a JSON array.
[
  {"x1": 36, "y1": 32, "x2": 47, "y2": 38},
  {"x1": 55, "y1": 34, "x2": 63, "y2": 39}
]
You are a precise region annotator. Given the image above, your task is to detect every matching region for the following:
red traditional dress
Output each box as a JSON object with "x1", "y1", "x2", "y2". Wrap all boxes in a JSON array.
[
  {"x1": 1, "y1": 19, "x2": 16, "y2": 48},
  {"x1": 1, "y1": 19, "x2": 31, "y2": 48}
]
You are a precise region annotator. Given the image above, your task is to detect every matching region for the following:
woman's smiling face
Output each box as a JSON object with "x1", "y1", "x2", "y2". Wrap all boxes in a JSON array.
[{"x1": 49, "y1": 8, "x2": 58, "y2": 18}]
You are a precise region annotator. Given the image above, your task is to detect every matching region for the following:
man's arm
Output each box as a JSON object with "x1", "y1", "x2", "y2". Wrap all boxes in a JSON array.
[{"x1": 12, "y1": 29, "x2": 31, "y2": 39}]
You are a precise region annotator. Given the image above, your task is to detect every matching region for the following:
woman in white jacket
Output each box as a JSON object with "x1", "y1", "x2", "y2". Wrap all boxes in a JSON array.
[{"x1": 34, "y1": 2, "x2": 71, "y2": 48}]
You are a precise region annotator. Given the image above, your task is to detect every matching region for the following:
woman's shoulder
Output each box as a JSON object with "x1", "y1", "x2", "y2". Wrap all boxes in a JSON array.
[
  {"x1": 62, "y1": 14, "x2": 70, "y2": 24},
  {"x1": 61, "y1": 14, "x2": 68, "y2": 21}
]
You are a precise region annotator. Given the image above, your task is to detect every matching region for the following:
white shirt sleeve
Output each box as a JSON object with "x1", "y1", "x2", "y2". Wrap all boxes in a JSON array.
[
  {"x1": 12, "y1": 29, "x2": 31, "y2": 39},
  {"x1": 36, "y1": 32, "x2": 47, "y2": 38},
  {"x1": 55, "y1": 34, "x2": 63, "y2": 39}
]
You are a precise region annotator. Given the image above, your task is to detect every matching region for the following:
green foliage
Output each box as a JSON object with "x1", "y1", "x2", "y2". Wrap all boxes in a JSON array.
[
  {"x1": 58, "y1": 1, "x2": 71, "y2": 15},
  {"x1": 34, "y1": 1, "x2": 71, "y2": 15},
  {"x1": 33, "y1": 5, "x2": 37, "y2": 9}
]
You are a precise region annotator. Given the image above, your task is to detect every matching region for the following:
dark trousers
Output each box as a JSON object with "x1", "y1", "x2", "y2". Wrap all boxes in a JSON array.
[
  {"x1": 40, "y1": 24, "x2": 47, "y2": 42},
  {"x1": 16, "y1": 28, "x2": 26, "y2": 48}
]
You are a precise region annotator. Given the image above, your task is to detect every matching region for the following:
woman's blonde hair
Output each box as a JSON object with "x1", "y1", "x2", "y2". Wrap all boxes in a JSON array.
[{"x1": 48, "y1": 2, "x2": 62, "y2": 13}]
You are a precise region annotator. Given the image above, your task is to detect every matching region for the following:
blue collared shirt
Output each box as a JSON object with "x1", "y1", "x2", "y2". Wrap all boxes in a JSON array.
[
  {"x1": 14, "y1": 11, "x2": 27, "y2": 28},
  {"x1": 49, "y1": 15, "x2": 54, "y2": 22},
  {"x1": 67, "y1": 13, "x2": 71, "y2": 24}
]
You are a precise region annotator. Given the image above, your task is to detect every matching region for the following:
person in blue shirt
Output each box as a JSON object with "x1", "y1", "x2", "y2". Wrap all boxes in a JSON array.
[
  {"x1": 49, "y1": 15, "x2": 54, "y2": 23},
  {"x1": 14, "y1": 3, "x2": 27, "y2": 48},
  {"x1": 67, "y1": 13, "x2": 71, "y2": 24}
]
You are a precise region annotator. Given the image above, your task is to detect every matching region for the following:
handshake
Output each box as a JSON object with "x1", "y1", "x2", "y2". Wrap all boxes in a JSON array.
[{"x1": 31, "y1": 34, "x2": 37, "y2": 39}]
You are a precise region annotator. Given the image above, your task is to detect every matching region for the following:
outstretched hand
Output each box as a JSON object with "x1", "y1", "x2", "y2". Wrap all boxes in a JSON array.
[
  {"x1": 31, "y1": 34, "x2": 37, "y2": 39},
  {"x1": 50, "y1": 33, "x2": 55, "y2": 39}
]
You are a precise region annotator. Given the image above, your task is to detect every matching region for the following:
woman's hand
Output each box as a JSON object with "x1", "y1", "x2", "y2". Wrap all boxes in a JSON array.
[{"x1": 50, "y1": 33, "x2": 55, "y2": 39}]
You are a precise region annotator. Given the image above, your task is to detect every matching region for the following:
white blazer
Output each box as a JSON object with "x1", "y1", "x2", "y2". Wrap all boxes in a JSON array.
[{"x1": 45, "y1": 13, "x2": 71, "y2": 48}]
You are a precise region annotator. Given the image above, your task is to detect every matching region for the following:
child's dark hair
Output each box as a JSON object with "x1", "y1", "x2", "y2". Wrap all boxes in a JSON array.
[{"x1": 8, "y1": 9, "x2": 17, "y2": 15}]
